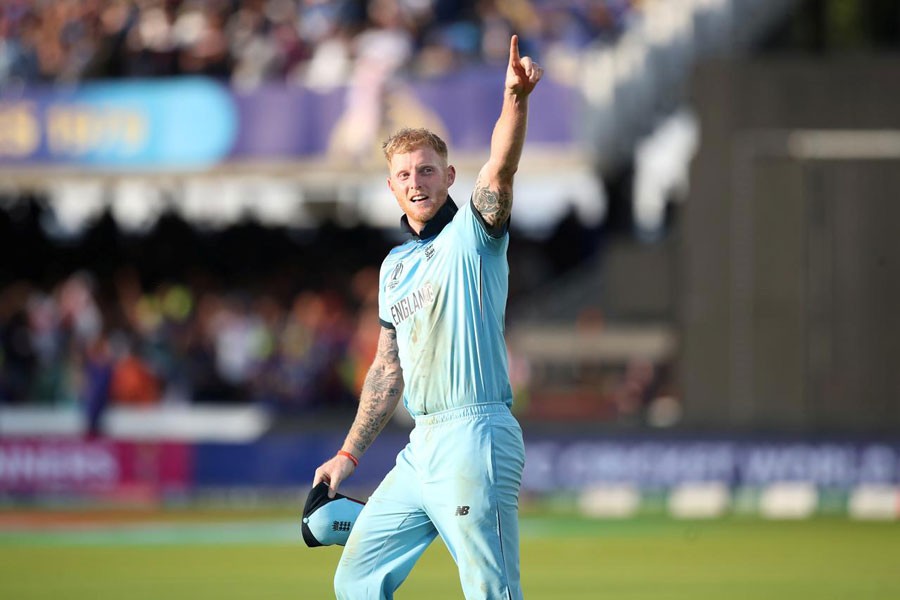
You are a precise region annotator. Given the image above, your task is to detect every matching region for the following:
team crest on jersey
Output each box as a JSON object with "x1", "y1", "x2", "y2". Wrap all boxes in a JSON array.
[
  {"x1": 387, "y1": 262, "x2": 404, "y2": 290},
  {"x1": 424, "y1": 244, "x2": 435, "y2": 261},
  {"x1": 390, "y1": 282, "x2": 435, "y2": 326}
]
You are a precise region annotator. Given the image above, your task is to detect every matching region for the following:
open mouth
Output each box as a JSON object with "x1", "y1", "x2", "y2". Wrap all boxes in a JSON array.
[{"x1": 410, "y1": 194, "x2": 428, "y2": 203}]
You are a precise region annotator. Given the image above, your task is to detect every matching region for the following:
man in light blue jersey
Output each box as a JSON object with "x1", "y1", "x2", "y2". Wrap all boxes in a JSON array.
[{"x1": 313, "y1": 34, "x2": 543, "y2": 600}]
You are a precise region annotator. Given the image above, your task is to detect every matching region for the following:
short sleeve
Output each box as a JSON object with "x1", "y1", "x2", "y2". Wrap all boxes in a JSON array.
[
  {"x1": 377, "y1": 258, "x2": 396, "y2": 329},
  {"x1": 454, "y1": 197, "x2": 509, "y2": 255}
]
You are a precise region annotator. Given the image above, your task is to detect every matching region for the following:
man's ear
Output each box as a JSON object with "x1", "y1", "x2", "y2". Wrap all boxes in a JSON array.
[{"x1": 447, "y1": 165, "x2": 456, "y2": 187}]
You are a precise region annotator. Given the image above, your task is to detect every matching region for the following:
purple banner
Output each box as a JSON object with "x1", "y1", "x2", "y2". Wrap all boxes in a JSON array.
[
  {"x1": 523, "y1": 437, "x2": 900, "y2": 492},
  {"x1": 229, "y1": 68, "x2": 581, "y2": 160},
  {"x1": 191, "y1": 433, "x2": 900, "y2": 492}
]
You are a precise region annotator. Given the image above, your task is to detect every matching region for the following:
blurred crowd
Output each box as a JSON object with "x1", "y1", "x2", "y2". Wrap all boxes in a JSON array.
[
  {"x1": 0, "y1": 197, "x2": 405, "y2": 426},
  {"x1": 0, "y1": 198, "x2": 604, "y2": 424},
  {"x1": 0, "y1": 0, "x2": 639, "y2": 88},
  {"x1": 0, "y1": 268, "x2": 382, "y2": 431}
]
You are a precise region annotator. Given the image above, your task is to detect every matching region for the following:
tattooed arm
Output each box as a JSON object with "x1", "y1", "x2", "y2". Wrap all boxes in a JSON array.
[
  {"x1": 342, "y1": 327, "x2": 404, "y2": 457},
  {"x1": 313, "y1": 326, "x2": 404, "y2": 497},
  {"x1": 473, "y1": 35, "x2": 543, "y2": 229}
]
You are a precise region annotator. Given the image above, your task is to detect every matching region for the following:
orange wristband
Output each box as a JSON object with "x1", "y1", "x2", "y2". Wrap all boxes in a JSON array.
[{"x1": 337, "y1": 450, "x2": 359, "y2": 468}]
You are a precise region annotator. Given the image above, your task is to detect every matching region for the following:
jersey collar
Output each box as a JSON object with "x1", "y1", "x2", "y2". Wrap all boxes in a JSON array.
[{"x1": 401, "y1": 197, "x2": 458, "y2": 239}]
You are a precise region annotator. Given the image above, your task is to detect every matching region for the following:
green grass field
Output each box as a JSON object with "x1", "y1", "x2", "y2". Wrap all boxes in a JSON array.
[{"x1": 1, "y1": 509, "x2": 898, "y2": 599}]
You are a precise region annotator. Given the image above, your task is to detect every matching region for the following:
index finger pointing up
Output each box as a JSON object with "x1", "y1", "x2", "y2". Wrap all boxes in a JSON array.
[{"x1": 509, "y1": 34, "x2": 520, "y2": 66}]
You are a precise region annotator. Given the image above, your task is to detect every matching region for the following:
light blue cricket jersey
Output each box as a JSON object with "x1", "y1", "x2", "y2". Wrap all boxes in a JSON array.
[{"x1": 378, "y1": 197, "x2": 513, "y2": 416}]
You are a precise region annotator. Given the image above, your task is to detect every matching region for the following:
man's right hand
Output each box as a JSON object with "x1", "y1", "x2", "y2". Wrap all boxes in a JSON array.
[
  {"x1": 505, "y1": 35, "x2": 543, "y2": 99},
  {"x1": 313, "y1": 453, "x2": 357, "y2": 498}
]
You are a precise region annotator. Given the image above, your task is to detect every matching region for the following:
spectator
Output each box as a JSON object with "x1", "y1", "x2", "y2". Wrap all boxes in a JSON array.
[{"x1": 82, "y1": 334, "x2": 114, "y2": 437}]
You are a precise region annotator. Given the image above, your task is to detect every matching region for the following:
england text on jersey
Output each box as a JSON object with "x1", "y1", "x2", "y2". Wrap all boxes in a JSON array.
[{"x1": 390, "y1": 283, "x2": 436, "y2": 327}]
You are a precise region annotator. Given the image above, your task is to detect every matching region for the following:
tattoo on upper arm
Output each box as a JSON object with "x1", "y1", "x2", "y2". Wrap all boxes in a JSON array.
[
  {"x1": 473, "y1": 184, "x2": 512, "y2": 227},
  {"x1": 349, "y1": 328, "x2": 403, "y2": 455}
]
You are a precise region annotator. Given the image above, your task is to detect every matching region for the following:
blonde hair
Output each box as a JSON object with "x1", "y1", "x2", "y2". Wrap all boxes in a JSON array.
[{"x1": 382, "y1": 128, "x2": 449, "y2": 163}]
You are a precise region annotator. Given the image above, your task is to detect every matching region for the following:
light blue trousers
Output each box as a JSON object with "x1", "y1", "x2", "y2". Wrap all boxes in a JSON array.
[{"x1": 334, "y1": 403, "x2": 525, "y2": 600}]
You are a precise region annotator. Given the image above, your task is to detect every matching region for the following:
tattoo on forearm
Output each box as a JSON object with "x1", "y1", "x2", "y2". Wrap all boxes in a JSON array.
[
  {"x1": 347, "y1": 328, "x2": 403, "y2": 456},
  {"x1": 473, "y1": 185, "x2": 512, "y2": 227}
]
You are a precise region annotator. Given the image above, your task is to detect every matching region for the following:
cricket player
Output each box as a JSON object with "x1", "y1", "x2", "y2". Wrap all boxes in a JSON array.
[{"x1": 313, "y1": 34, "x2": 543, "y2": 600}]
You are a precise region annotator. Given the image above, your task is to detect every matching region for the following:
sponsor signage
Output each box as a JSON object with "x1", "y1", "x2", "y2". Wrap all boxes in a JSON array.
[
  {"x1": 523, "y1": 439, "x2": 900, "y2": 492},
  {"x1": 194, "y1": 435, "x2": 900, "y2": 492},
  {"x1": 0, "y1": 70, "x2": 578, "y2": 170},
  {"x1": 0, "y1": 78, "x2": 237, "y2": 169},
  {"x1": 7, "y1": 434, "x2": 892, "y2": 494},
  {"x1": 0, "y1": 439, "x2": 191, "y2": 493}
]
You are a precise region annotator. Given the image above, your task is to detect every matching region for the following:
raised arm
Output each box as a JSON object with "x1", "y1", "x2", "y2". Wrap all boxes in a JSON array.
[
  {"x1": 472, "y1": 34, "x2": 543, "y2": 229},
  {"x1": 313, "y1": 326, "x2": 404, "y2": 497}
]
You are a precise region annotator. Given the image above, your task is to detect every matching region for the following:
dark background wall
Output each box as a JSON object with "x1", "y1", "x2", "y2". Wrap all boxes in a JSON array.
[{"x1": 680, "y1": 58, "x2": 900, "y2": 433}]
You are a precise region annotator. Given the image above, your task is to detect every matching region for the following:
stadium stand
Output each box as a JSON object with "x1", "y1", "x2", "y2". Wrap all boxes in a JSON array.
[
  {"x1": 0, "y1": 0, "x2": 797, "y2": 427},
  {"x1": 1, "y1": 1, "x2": 899, "y2": 526}
]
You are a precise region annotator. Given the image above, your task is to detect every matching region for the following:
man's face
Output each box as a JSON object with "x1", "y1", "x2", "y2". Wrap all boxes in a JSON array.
[{"x1": 387, "y1": 146, "x2": 456, "y2": 233}]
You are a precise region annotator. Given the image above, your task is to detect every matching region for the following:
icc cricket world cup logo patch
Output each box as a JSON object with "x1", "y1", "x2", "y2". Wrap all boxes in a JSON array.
[{"x1": 387, "y1": 262, "x2": 404, "y2": 290}]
